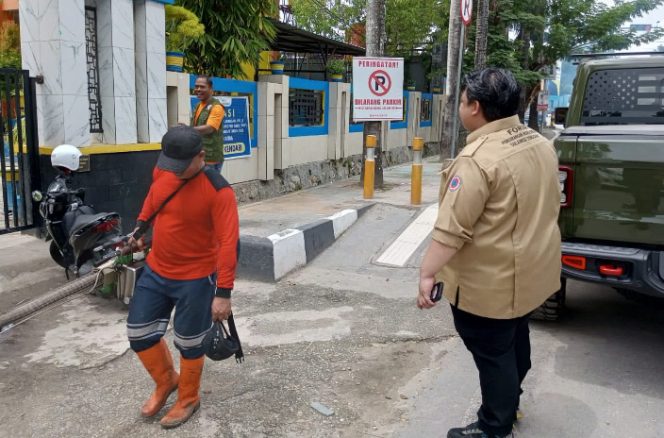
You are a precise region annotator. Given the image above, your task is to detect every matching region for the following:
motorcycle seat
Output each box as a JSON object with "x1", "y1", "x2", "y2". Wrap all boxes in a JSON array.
[{"x1": 69, "y1": 212, "x2": 120, "y2": 237}]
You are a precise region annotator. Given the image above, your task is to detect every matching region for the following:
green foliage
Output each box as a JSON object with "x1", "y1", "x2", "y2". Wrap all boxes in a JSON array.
[
  {"x1": 0, "y1": 20, "x2": 21, "y2": 68},
  {"x1": 291, "y1": 0, "x2": 367, "y2": 41},
  {"x1": 326, "y1": 58, "x2": 345, "y2": 74},
  {"x1": 165, "y1": 5, "x2": 205, "y2": 52},
  {"x1": 385, "y1": 0, "x2": 449, "y2": 55},
  {"x1": 291, "y1": 0, "x2": 450, "y2": 55},
  {"x1": 176, "y1": 0, "x2": 277, "y2": 79},
  {"x1": 465, "y1": 1, "x2": 664, "y2": 96}
]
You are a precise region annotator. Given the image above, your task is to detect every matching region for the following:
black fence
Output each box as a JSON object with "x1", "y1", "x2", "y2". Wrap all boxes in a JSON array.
[
  {"x1": 289, "y1": 87, "x2": 325, "y2": 127},
  {"x1": 0, "y1": 68, "x2": 41, "y2": 235}
]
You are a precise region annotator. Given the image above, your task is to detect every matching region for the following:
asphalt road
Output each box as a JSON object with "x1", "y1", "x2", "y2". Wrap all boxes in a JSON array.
[{"x1": 1, "y1": 202, "x2": 664, "y2": 437}]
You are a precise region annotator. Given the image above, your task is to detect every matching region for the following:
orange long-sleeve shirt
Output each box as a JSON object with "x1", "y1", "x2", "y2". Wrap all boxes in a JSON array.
[{"x1": 137, "y1": 166, "x2": 239, "y2": 296}]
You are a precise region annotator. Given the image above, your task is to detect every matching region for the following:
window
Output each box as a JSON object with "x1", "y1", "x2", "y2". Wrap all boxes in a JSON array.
[
  {"x1": 420, "y1": 98, "x2": 432, "y2": 122},
  {"x1": 85, "y1": 7, "x2": 102, "y2": 133},
  {"x1": 582, "y1": 68, "x2": 664, "y2": 125},
  {"x1": 289, "y1": 88, "x2": 325, "y2": 126}
]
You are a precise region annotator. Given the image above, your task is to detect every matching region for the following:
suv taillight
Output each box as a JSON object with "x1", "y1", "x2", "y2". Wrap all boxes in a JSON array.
[{"x1": 559, "y1": 166, "x2": 574, "y2": 208}]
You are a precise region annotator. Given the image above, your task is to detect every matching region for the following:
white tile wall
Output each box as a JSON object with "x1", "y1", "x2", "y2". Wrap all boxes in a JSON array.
[
  {"x1": 110, "y1": 0, "x2": 135, "y2": 50},
  {"x1": 114, "y1": 97, "x2": 138, "y2": 144},
  {"x1": 136, "y1": 97, "x2": 149, "y2": 142},
  {"x1": 40, "y1": 41, "x2": 62, "y2": 95},
  {"x1": 148, "y1": 97, "x2": 168, "y2": 143},
  {"x1": 39, "y1": 0, "x2": 60, "y2": 42},
  {"x1": 59, "y1": 0, "x2": 85, "y2": 42},
  {"x1": 60, "y1": 41, "x2": 87, "y2": 95},
  {"x1": 39, "y1": 94, "x2": 65, "y2": 145},
  {"x1": 145, "y1": 0, "x2": 165, "y2": 54},
  {"x1": 18, "y1": 1, "x2": 40, "y2": 42},
  {"x1": 147, "y1": 53, "x2": 166, "y2": 99},
  {"x1": 63, "y1": 94, "x2": 91, "y2": 145},
  {"x1": 112, "y1": 47, "x2": 136, "y2": 97}
]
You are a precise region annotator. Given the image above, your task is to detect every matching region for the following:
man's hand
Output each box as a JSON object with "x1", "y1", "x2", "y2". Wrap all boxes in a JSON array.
[
  {"x1": 212, "y1": 297, "x2": 231, "y2": 321},
  {"x1": 417, "y1": 274, "x2": 437, "y2": 309},
  {"x1": 126, "y1": 227, "x2": 146, "y2": 253},
  {"x1": 417, "y1": 240, "x2": 458, "y2": 309}
]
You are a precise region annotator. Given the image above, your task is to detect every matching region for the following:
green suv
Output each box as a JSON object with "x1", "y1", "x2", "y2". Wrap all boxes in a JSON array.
[{"x1": 540, "y1": 56, "x2": 664, "y2": 320}]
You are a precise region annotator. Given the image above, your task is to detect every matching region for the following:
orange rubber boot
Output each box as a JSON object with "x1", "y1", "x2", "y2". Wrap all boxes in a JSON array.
[
  {"x1": 136, "y1": 339, "x2": 179, "y2": 417},
  {"x1": 160, "y1": 356, "x2": 204, "y2": 429}
]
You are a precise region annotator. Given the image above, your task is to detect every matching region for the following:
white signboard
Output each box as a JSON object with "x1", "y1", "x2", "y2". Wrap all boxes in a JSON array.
[{"x1": 352, "y1": 57, "x2": 404, "y2": 121}]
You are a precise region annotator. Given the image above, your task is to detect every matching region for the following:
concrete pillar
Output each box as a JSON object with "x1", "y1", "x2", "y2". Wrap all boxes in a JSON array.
[
  {"x1": 260, "y1": 75, "x2": 289, "y2": 169},
  {"x1": 19, "y1": 0, "x2": 89, "y2": 146},
  {"x1": 96, "y1": 0, "x2": 137, "y2": 144},
  {"x1": 134, "y1": 0, "x2": 167, "y2": 143},
  {"x1": 407, "y1": 92, "x2": 421, "y2": 148}
]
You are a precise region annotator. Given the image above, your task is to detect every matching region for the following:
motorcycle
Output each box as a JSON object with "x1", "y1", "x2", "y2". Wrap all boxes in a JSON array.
[{"x1": 32, "y1": 145, "x2": 123, "y2": 278}]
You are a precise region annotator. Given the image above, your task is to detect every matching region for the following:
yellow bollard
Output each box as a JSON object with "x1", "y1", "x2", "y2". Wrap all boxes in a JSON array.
[
  {"x1": 364, "y1": 135, "x2": 376, "y2": 199},
  {"x1": 411, "y1": 137, "x2": 424, "y2": 205}
]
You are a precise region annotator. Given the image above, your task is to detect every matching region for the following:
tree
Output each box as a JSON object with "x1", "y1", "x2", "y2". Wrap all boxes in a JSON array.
[
  {"x1": 441, "y1": 0, "x2": 463, "y2": 157},
  {"x1": 0, "y1": 19, "x2": 21, "y2": 68},
  {"x1": 176, "y1": 0, "x2": 277, "y2": 79},
  {"x1": 468, "y1": 0, "x2": 664, "y2": 130},
  {"x1": 291, "y1": 0, "x2": 449, "y2": 56},
  {"x1": 474, "y1": 0, "x2": 489, "y2": 69},
  {"x1": 290, "y1": 0, "x2": 366, "y2": 40}
]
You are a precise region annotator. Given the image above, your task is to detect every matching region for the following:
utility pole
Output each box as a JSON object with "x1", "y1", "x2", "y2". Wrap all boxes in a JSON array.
[
  {"x1": 361, "y1": 0, "x2": 386, "y2": 187},
  {"x1": 474, "y1": 0, "x2": 489, "y2": 69}
]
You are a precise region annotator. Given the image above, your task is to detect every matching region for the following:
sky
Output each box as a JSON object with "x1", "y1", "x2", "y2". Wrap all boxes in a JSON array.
[{"x1": 605, "y1": 1, "x2": 664, "y2": 51}]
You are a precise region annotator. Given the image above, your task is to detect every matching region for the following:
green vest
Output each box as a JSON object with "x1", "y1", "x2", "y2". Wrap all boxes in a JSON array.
[{"x1": 192, "y1": 97, "x2": 224, "y2": 163}]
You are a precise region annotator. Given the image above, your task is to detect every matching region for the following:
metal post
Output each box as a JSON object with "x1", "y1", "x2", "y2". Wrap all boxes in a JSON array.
[
  {"x1": 411, "y1": 137, "x2": 424, "y2": 205},
  {"x1": 364, "y1": 135, "x2": 376, "y2": 199},
  {"x1": 450, "y1": 24, "x2": 465, "y2": 158}
]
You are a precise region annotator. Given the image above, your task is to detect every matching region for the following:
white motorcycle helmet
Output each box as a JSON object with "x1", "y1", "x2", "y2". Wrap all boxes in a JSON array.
[{"x1": 51, "y1": 144, "x2": 82, "y2": 171}]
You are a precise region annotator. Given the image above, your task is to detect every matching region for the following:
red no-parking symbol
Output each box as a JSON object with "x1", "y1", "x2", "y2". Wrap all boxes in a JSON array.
[{"x1": 369, "y1": 70, "x2": 392, "y2": 96}]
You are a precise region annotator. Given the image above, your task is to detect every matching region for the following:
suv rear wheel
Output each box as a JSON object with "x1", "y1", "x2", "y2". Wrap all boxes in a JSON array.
[{"x1": 531, "y1": 278, "x2": 567, "y2": 321}]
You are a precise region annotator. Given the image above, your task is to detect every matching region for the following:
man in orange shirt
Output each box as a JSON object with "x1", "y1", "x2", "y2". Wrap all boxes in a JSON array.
[
  {"x1": 126, "y1": 126, "x2": 239, "y2": 429},
  {"x1": 192, "y1": 75, "x2": 225, "y2": 171}
]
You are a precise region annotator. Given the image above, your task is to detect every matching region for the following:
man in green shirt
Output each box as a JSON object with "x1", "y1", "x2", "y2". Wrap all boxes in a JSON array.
[{"x1": 191, "y1": 75, "x2": 225, "y2": 171}]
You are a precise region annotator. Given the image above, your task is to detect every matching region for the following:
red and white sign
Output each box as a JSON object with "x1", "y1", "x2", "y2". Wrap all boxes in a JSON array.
[
  {"x1": 352, "y1": 57, "x2": 404, "y2": 121},
  {"x1": 461, "y1": 0, "x2": 473, "y2": 26}
]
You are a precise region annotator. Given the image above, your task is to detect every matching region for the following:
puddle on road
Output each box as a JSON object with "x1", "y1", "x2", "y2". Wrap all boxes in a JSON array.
[{"x1": 24, "y1": 297, "x2": 129, "y2": 369}]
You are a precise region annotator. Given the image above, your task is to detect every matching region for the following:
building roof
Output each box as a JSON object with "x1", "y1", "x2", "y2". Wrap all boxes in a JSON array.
[{"x1": 270, "y1": 19, "x2": 365, "y2": 57}]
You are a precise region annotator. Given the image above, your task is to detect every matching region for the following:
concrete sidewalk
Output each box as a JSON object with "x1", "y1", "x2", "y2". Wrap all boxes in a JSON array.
[
  {"x1": 236, "y1": 156, "x2": 442, "y2": 281},
  {"x1": 0, "y1": 157, "x2": 443, "y2": 315}
]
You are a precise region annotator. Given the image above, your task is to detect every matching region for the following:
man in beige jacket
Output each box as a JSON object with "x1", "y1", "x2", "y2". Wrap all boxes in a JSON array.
[{"x1": 417, "y1": 68, "x2": 562, "y2": 438}]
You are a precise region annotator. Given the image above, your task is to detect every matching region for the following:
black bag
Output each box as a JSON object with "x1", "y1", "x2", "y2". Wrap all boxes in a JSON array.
[{"x1": 203, "y1": 314, "x2": 244, "y2": 363}]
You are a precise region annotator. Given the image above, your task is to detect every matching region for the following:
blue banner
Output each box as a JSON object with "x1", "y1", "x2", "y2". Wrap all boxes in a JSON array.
[{"x1": 220, "y1": 96, "x2": 252, "y2": 159}]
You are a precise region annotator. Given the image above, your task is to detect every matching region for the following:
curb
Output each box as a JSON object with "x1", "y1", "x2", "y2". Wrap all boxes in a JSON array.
[{"x1": 237, "y1": 204, "x2": 373, "y2": 282}]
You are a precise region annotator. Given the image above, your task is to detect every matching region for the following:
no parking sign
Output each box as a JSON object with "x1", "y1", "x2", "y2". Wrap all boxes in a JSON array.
[{"x1": 352, "y1": 57, "x2": 404, "y2": 121}]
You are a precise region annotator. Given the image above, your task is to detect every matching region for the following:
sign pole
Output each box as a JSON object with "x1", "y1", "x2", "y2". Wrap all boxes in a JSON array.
[{"x1": 451, "y1": 0, "x2": 472, "y2": 158}]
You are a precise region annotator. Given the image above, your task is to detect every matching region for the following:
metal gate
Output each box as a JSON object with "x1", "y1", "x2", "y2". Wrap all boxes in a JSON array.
[{"x1": 0, "y1": 68, "x2": 40, "y2": 235}]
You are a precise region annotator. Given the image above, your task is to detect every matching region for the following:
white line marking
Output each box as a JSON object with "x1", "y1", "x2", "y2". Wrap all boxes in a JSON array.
[{"x1": 376, "y1": 204, "x2": 438, "y2": 267}]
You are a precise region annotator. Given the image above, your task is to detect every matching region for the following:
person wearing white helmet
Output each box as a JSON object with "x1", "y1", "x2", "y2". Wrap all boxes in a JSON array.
[{"x1": 50, "y1": 144, "x2": 82, "y2": 172}]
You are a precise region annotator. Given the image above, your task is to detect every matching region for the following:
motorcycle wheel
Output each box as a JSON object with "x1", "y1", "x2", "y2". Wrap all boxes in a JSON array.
[{"x1": 49, "y1": 241, "x2": 69, "y2": 268}]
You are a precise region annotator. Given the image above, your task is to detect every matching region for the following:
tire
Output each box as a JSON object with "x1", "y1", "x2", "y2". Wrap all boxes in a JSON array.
[
  {"x1": 531, "y1": 278, "x2": 567, "y2": 321},
  {"x1": 49, "y1": 241, "x2": 69, "y2": 268}
]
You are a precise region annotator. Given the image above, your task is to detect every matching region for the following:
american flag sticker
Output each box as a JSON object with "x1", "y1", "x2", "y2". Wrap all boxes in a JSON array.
[{"x1": 449, "y1": 175, "x2": 462, "y2": 192}]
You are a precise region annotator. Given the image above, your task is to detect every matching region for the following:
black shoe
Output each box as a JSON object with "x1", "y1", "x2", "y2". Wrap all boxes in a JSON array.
[{"x1": 447, "y1": 422, "x2": 514, "y2": 438}]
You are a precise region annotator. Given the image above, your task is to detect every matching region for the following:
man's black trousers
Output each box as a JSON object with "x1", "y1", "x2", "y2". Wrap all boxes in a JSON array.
[{"x1": 451, "y1": 305, "x2": 531, "y2": 436}]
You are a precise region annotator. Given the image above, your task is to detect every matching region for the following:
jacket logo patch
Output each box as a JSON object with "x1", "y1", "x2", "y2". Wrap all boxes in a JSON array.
[{"x1": 449, "y1": 175, "x2": 462, "y2": 192}]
